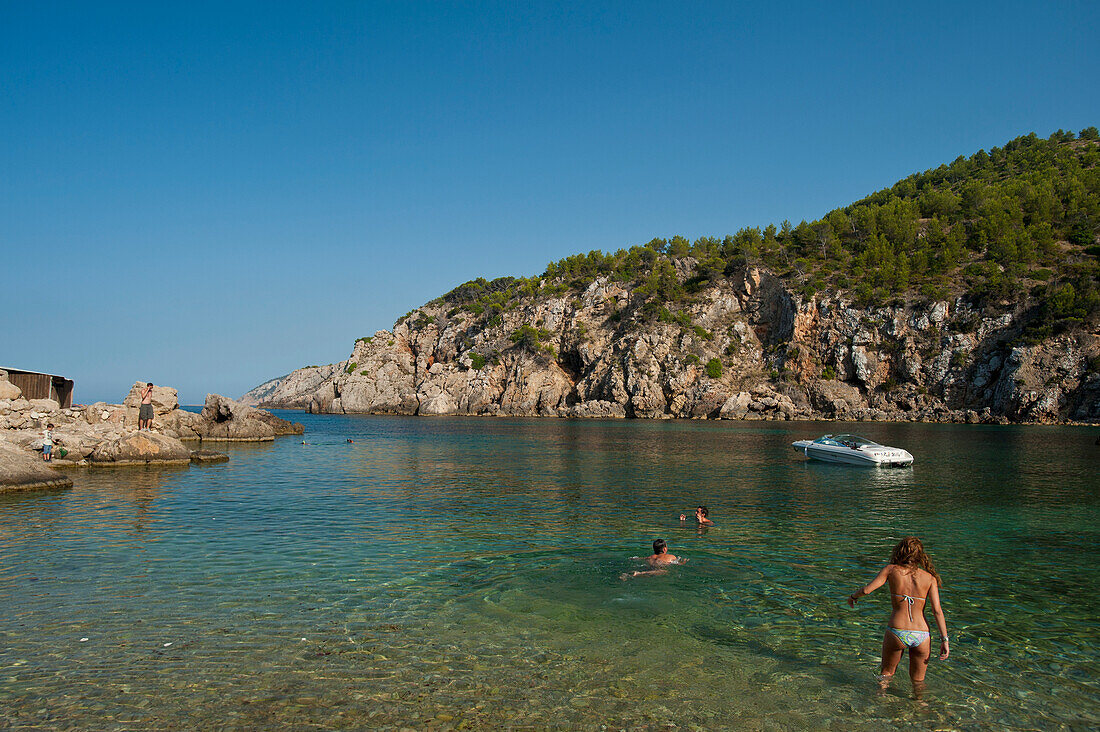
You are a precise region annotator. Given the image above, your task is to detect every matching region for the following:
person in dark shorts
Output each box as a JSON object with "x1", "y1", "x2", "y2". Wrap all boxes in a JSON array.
[{"x1": 139, "y1": 382, "x2": 154, "y2": 431}]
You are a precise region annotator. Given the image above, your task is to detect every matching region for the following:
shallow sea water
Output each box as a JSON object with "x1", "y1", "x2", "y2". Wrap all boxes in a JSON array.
[{"x1": 1, "y1": 415, "x2": 1098, "y2": 729}]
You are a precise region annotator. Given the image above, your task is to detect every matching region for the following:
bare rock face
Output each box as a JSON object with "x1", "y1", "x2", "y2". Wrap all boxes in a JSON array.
[
  {"x1": 89, "y1": 431, "x2": 192, "y2": 465},
  {"x1": 0, "y1": 440, "x2": 73, "y2": 492},
  {"x1": 123, "y1": 382, "x2": 179, "y2": 415},
  {"x1": 241, "y1": 268, "x2": 1100, "y2": 424},
  {"x1": 195, "y1": 394, "x2": 304, "y2": 441}
]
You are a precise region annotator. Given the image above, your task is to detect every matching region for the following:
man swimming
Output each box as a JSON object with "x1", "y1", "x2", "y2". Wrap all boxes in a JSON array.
[
  {"x1": 680, "y1": 505, "x2": 714, "y2": 526},
  {"x1": 621, "y1": 539, "x2": 688, "y2": 579}
]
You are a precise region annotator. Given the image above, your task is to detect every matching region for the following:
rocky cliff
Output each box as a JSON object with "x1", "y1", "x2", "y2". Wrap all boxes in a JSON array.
[{"x1": 242, "y1": 266, "x2": 1099, "y2": 424}]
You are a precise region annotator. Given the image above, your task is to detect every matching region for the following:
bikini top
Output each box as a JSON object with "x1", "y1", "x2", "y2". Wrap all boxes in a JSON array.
[{"x1": 893, "y1": 594, "x2": 926, "y2": 622}]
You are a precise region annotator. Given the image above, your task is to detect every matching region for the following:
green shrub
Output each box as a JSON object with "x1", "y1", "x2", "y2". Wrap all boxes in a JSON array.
[
  {"x1": 821, "y1": 365, "x2": 837, "y2": 380},
  {"x1": 685, "y1": 354, "x2": 700, "y2": 364},
  {"x1": 355, "y1": 336, "x2": 373, "y2": 346},
  {"x1": 510, "y1": 324, "x2": 551, "y2": 352},
  {"x1": 469, "y1": 353, "x2": 487, "y2": 370},
  {"x1": 345, "y1": 361, "x2": 358, "y2": 373},
  {"x1": 706, "y1": 358, "x2": 723, "y2": 379},
  {"x1": 360, "y1": 370, "x2": 369, "y2": 376},
  {"x1": 692, "y1": 325, "x2": 714, "y2": 340}
]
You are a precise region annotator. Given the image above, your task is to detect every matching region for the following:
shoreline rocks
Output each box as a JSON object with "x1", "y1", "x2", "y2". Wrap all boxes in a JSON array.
[
  {"x1": 0, "y1": 375, "x2": 303, "y2": 491},
  {"x1": 0, "y1": 442, "x2": 73, "y2": 493}
]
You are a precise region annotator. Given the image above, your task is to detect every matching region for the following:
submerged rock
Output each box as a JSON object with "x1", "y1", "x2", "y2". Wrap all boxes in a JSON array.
[{"x1": 189, "y1": 449, "x2": 229, "y2": 463}]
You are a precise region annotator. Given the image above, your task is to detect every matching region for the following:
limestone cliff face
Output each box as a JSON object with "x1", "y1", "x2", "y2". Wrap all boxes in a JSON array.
[{"x1": 241, "y1": 267, "x2": 1100, "y2": 424}]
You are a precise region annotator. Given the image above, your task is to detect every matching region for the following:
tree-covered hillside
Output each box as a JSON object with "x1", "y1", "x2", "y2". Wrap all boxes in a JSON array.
[{"x1": 432, "y1": 129, "x2": 1099, "y2": 343}]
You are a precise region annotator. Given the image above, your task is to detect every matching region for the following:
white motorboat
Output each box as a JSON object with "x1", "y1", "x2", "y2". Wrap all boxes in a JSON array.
[{"x1": 791, "y1": 434, "x2": 913, "y2": 467}]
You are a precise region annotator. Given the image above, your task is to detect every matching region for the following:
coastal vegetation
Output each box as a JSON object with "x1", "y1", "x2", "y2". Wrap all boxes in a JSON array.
[
  {"x1": 434, "y1": 130, "x2": 1099, "y2": 341},
  {"x1": 248, "y1": 129, "x2": 1099, "y2": 425}
]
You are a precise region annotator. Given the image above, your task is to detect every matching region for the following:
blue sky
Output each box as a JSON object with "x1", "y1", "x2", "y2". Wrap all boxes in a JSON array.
[{"x1": 3, "y1": 1, "x2": 1098, "y2": 404}]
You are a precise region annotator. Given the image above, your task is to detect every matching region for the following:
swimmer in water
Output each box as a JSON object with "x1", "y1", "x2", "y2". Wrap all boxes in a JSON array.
[
  {"x1": 848, "y1": 536, "x2": 949, "y2": 691},
  {"x1": 621, "y1": 539, "x2": 688, "y2": 579},
  {"x1": 680, "y1": 505, "x2": 714, "y2": 526}
]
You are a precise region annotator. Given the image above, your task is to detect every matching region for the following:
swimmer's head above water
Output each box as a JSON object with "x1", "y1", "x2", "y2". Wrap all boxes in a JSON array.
[{"x1": 653, "y1": 538, "x2": 667, "y2": 555}]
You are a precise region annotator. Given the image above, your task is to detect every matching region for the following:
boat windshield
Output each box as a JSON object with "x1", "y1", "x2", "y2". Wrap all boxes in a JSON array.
[{"x1": 829, "y1": 434, "x2": 880, "y2": 448}]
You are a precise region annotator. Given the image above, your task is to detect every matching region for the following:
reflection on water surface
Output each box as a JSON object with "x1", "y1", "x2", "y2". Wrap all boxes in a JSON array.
[{"x1": 1, "y1": 416, "x2": 1098, "y2": 728}]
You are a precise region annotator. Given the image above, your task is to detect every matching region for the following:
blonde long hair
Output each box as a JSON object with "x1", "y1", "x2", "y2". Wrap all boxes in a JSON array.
[{"x1": 890, "y1": 536, "x2": 942, "y2": 587}]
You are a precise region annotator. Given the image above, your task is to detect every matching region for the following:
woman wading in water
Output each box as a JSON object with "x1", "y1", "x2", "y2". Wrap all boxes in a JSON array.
[{"x1": 848, "y1": 537, "x2": 949, "y2": 688}]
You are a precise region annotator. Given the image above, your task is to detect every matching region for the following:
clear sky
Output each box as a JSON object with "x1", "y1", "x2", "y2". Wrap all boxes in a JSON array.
[{"x1": 3, "y1": 1, "x2": 1098, "y2": 404}]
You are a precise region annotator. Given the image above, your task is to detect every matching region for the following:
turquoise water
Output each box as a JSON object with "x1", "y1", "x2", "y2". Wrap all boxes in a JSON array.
[{"x1": 1, "y1": 415, "x2": 1098, "y2": 729}]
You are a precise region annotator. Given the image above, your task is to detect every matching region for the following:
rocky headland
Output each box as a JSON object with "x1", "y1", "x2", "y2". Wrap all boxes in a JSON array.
[
  {"x1": 0, "y1": 372, "x2": 303, "y2": 492},
  {"x1": 243, "y1": 132, "x2": 1100, "y2": 424},
  {"x1": 242, "y1": 268, "x2": 1098, "y2": 424}
]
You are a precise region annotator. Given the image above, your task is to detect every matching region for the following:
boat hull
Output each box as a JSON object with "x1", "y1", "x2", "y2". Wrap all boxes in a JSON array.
[{"x1": 791, "y1": 439, "x2": 913, "y2": 467}]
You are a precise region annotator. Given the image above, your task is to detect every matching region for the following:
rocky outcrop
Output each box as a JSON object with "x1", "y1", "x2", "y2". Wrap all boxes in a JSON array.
[
  {"x1": 192, "y1": 394, "x2": 304, "y2": 441},
  {"x1": 122, "y1": 382, "x2": 179, "y2": 414},
  {"x1": 89, "y1": 431, "x2": 192, "y2": 465},
  {"x1": 0, "y1": 384, "x2": 300, "y2": 477},
  {"x1": 240, "y1": 364, "x2": 347, "y2": 409},
  {"x1": 244, "y1": 266, "x2": 1100, "y2": 425},
  {"x1": 0, "y1": 441, "x2": 73, "y2": 492}
]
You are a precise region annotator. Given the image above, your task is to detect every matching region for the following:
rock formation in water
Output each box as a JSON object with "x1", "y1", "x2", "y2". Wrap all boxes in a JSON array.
[{"x1": 0, "y1": 373, "x2": 305, "y2": 489}]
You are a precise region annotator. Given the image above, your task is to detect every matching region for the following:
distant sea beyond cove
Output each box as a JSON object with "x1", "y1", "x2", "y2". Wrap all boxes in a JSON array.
[{"x1": 1, "y1": 414, "x2": 1097, "y2": 728}]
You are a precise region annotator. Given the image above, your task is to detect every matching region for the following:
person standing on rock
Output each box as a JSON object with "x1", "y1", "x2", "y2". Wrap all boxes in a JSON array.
[
  {"x1": 139, "y1": 382, "x2": 154, "y2": 431},
  {"x1": 41, "y1": 423, "x2": 54, "y2": 461}
]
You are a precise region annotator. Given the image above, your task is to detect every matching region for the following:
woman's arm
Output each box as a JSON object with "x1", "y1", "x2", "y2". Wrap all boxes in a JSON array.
[
  {"x1": 848, "y1": 565, "x2": 891, "y2": 607},
  {"x1": 928, "y1": 582, "x2": 949, "y2": 659}
]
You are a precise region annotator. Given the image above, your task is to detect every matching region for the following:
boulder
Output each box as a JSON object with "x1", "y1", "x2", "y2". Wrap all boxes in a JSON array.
[
  {"x1": 28, "y1": 398, "x2": 60, "y2": 412},
  {"x1": 719, "y1": 392, "x2": 752, "y2": 420},
  {"x1": 0, "y1": 441, "x2": 73, "y2": 492},
  {"x1": 0, "y1": 376, "x2": 21, "y2": 401},
  {"x1": 194, "y1": 393, "x2": 302, "y2": 441},
  {"x1": 123, "y1": 382, "x2": 179, "y2": 415},
  {"x1": 89, "y1": 431, "x2": 192, "y2": 465}
]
